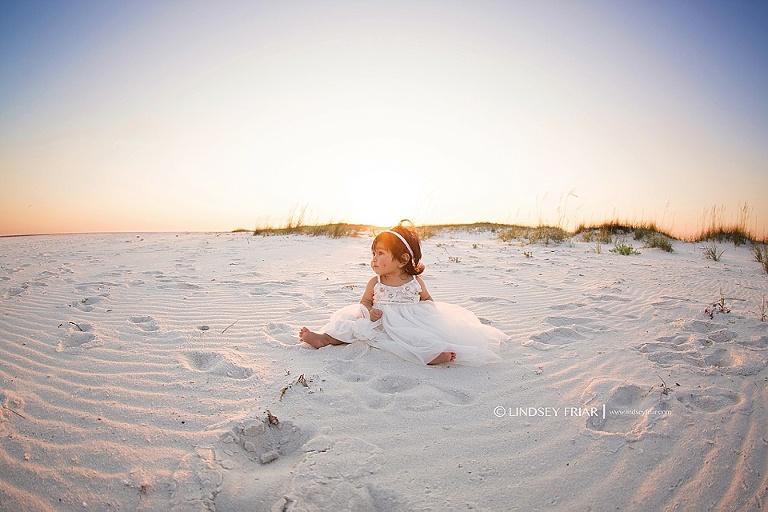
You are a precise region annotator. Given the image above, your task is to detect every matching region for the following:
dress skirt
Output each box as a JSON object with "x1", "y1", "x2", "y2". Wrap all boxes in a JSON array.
[{"x1": 320, "y1": 301, "x2": 506, "y2": 366}]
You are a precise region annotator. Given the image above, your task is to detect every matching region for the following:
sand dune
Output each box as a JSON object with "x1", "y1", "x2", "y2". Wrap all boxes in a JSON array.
[{"x1": 1, "y1": 231, "x2": 766, "y2": 510}]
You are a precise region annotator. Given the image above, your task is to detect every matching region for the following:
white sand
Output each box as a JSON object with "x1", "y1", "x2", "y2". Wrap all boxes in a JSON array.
[{"x1": 1, "y1": 231, "x2": 766, "y2": 511}]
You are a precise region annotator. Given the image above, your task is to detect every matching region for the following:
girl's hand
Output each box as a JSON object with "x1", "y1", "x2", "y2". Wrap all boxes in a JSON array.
[{"x1": 370, "y1": 309, "x2": 382, "y2": 322}]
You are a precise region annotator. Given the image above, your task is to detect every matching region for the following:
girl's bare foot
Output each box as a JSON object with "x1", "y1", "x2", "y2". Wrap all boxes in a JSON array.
[
  {"x1": 299, "y1": 327, "x2": 342, "y2": 348},
  {"x1": 428, "y1": 351, "x2": 456, "y2": 365}
]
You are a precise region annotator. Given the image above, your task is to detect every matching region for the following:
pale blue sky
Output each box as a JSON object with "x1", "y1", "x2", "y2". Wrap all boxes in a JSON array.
[{"x1": 1, "y1": 0, "x2": 766, "y2": 236}]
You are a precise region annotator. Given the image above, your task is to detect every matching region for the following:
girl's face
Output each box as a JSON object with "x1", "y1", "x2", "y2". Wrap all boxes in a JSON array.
[{"x1": 371, "y1": 244, "x2": 406, "y2": 277}]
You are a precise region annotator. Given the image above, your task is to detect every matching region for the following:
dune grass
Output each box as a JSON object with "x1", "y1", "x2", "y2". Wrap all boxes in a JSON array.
[
  {"x1": 574, "y1": 221, "x2": 676, "y2": 252},
  {"x1": 498, "y1": 225, "x2": 570, "y2": 245},
  {"x1": 246, "y1": 221, "x2": 512, "y2": 240},
  {"x1": 242, "y1": 218, "x2": 765, "y2": 245},
  {"x1": 241, "y1": 204, "x2": 766, "y2": 263},
  {"x1": 752, "y1": 244, "x2": 768, "y2": 274},
  {"x1": 246, "y1": 206, "x2": 376, "y2": 238},
  {"x1": 251, "y1": 223, "x2": 372, "y2": 238},
  {"x1": 241, "y1": 207, "x2": 768, "y2": 275},
  {"x1": 692, "y1": 203, "x2": 759, "y2": 246}
]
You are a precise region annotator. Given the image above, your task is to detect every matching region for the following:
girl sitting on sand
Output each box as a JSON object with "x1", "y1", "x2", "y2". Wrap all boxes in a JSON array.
[{"x1": 299, "y1": 220, "x2": 506, "y2": 365}]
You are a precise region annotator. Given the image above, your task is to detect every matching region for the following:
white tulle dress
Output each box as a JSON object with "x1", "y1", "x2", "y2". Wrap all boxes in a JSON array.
[{"x1": 320, "y1": 276, "x2": 506, "y2": 366}]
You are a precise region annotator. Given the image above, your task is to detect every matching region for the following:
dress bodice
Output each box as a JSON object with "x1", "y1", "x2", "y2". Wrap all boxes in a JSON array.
[{"x1": 373, "y1": 277, "x2": 421, "y2": 305}]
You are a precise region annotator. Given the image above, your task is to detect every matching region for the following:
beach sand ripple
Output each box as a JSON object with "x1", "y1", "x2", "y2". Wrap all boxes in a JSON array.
[{"x1": 1, "y1": 232, "x2": 766, "y2": 510}]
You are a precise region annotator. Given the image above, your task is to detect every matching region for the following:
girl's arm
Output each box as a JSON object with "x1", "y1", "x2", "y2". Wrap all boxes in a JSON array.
[
  {"x1": 360, "y1": 277, "x2": 383, "y2": 321},
  {"x1": 417, "y1": 276, "x2": 433, "y2": 301},
  {"x1": 360, "y1": 277, "x2": 377, "y2": 311}
]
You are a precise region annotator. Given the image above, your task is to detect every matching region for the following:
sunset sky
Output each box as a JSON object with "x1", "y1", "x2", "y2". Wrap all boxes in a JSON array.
[{"x1": 1, "y1": 0, "x2": 767, "y2": 237}]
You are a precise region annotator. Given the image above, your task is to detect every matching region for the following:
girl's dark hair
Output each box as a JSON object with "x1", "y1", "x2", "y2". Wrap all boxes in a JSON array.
[{"x1": 372, "y1": 219, "x2": 425, "y2": 276}]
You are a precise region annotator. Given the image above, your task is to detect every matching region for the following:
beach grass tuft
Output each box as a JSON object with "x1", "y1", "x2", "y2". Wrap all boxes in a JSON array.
[
  {"x1": 643, "y1": 232, "x2": 674, "y2": 252},
  {"x1": 751, "y1": 244, "x2": 768, "y2": 274},
  {"x1": 610, "y1": 242, "x2": 640, "y2": 256},
  {"x1": 705, "y1": 288, "x2": 731, "y2": 319},
  {"x1": 702, "y1": 242, "x2": 725, "y2": 262}
]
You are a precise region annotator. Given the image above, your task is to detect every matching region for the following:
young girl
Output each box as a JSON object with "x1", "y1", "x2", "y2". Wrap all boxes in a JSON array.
[{"x1": 299, "y1": 221, "x2": 506, "y2": 366}]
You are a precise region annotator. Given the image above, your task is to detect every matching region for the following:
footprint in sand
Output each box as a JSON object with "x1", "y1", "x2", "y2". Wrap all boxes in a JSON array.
[
  {"x1": 738, "y1": 335, "x2": 768, "y2": 349},
  {"x1": 57, "y1": 322, "x2": 101, "y2": 352},
  {"x1": 0, "y1": 391, "x2": 25, "y2": 421},
  {"x1": 128, "y1": 315, "x2": 159, "y2": 332},
  {"x1": 637, "y1": 321, "x2": 767, "y2": 376},
  {"x1": 326, "y1": 360, "x2": 373, "y2": 384},
  {"x1": 676, "y1": 389, "x2": 741, "y2": 413},
  {"x1": 157, "y1": 280, "x2": 201, "y2": 290},
  {"x1": 527, "y1": 326, "x2": 590, "y2": 347},
  {"x1": 74, "y1": 282, "x2": 117, "y2": 293},
  {"x1": 638, "y1": 334, "x2": 697, "y2": 364},
  {"x1": 549, "y1": 302, "x2": 587, "y2": 311},
  {"x1": 586, "y1": 293, "x2": 630, "y2": 303},
  {"x1": 653, "y1": 344, "x2": 765, "y2": 376},
  {"x1": 265, "y1": 322, "x2": 296, "y2": 345},
  {"x1": 182, "y1": 351, "x2": 253, "y2": 379},
  {"x1": 72, "y1": 295, "x2": 107, "y2": 312},
  {"x1": 700, "y1": 346, "x2": 766, "y2": 376},
  {"x1": 647, "y1": 334, "x2": 692, "y2": 348},
  {"x1": 174, "y1": 262, "x2": 196, "y2": 272},
  {"x1": 246, "y1": 287, "x2": 270, "y2": 297},
  {"x1": 142, "y1": 270, "x2": 201, "y2": 290},
  {"x1": 368, "y1": 373, "x2": 475, "y2": 409},
  {"x1": 369, "y1": 374, "x2": 420, "y2": 395},
  {"x1": 707, "y1": 328, "x2": 738, "y2": 343},
  {"x1": 583, "y1": 381, "x2": 669, "y2": 439},
  {"x1": 528, "y1": 315, "x2": 610, "y2": 349},
  {"x1": 686, "y1": 319, "x2": 714, "y2": 334},
  {"x1": 543, "y1": 316, "x2": 608, "y2": 331},
  {"x1": 4, "y1": 279, "x2": 49, "y2": 298},
  {"x1": 467, "y1": 296, "x2": 513, "y2": 304},
  {"x1": 4, "y1": 285, "x2": 28, "y2": 298}
]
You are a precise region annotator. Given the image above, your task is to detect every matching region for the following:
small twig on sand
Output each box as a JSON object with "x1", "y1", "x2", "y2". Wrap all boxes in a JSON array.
[
  {"x1": 221, "y1": 319, "x2": 240, "y2": 334},
  {"x1": 69, "y1": 321, "x2": 83, "y2": 331},
  {"x1": 3, "y1": 405, "x2": 26, "y2": 419},
  {"x1": 656, "y1": 373, "x2": 673, "y2": 396}
]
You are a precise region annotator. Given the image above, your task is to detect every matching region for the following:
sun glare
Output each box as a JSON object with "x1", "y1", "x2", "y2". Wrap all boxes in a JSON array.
[{"x1": 341, "y1": 168, "x2": 418, "y2": 227}]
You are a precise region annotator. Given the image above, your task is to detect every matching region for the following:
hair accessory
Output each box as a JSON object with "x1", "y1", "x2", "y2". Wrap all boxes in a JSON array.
[{"x1": 384, "y1": 230, "x2": 414, "y2": 259}]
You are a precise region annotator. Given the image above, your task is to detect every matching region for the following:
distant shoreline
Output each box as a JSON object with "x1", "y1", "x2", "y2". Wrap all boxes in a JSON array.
[{"x1": 2, "y1": 219, "x2": 766, "y2": 244}]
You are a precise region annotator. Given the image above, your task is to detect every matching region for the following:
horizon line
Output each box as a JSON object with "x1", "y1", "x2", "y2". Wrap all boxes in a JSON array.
[{"x1": 3, "y1": 218, "x2": 766, "y2": 243}]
